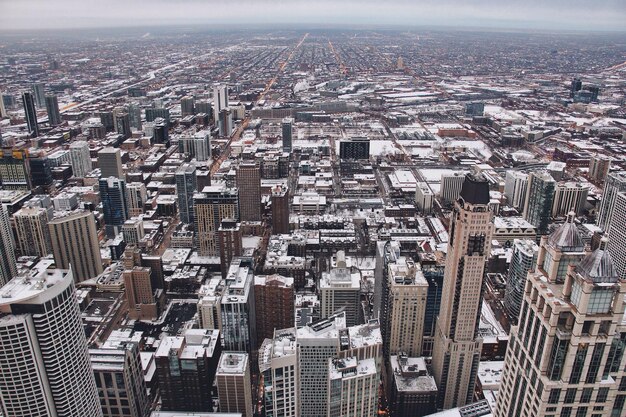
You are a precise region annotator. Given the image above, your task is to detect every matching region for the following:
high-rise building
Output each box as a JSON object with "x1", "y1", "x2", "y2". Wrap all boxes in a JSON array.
[
  {"x1": 0, "y1": 148, "x2": 31, "y2": 189},
  {"x1": 271, "y1": 185, "x2": 290, "y2": 234},
  {"x1": 128, "y1": 102, "x2": 142, "y2": 130},
  {"x1": 193, "y1": 184, "x2": 239, "y2": 256},
  {"x1": 217, "y1": 219, "x2": 242, "y2": 277},
  {"x1": 551, "y1": 181, "x2": 589, "y2": 217},
  {"x1": 45, "y1": 94, "x2": 62, "y2": 126},
  {"x1": 176, "y1": 163, "x2": 197, "y2": 224},
  {"x1": 69, "y1": 141, "x2": 92, "y2": 177},
  {"x1": 216, "y1": 352, "x2": 252, "y2": 417},
  {"x1": 178, "y1": 130, "x2": 211, "y2": 161},
  {"x1": 320, "y1": 253, "x2": 361, "y2": 327},
  {"x1": 90, "y1": 342, "x2": 150, "y2": 417},
  {"x1": 115, "y1": 112, "x2": 131, "y2": 139},
  {"x1": 597, "y1": 171, "x2": 626, "y2": 231},
  {"x1": 100, "y1": 177, "x2": 129, "y2": 238},
  {"x1": 49, "y1": 211, "x2": 103, "y2": 282},
  {"x1": 440, "y1": 172, "x2": 466, "y2": 205},
  {"x1": 126, "y1": 182, "x2": 148, "y2": 216},
  {"x1": 388, "y1": 355, "x2": 438, "y2": 417},
  {"x1": 589, "y1": 154, "x2": 611, "y2": 184},
  {"x1": 504, "y1": 171, "x2": 528, "y2": 210},
  {"x1": 124, "y1": 266, "x2": 159, "y2": 321},
  {"x1": 282, "y1": 117, "x2": 293, "y2": 152},
  {"x1": 258, "y1": 328, "x2": 299, "y2": 417},
  {"x1": 31, "y1": 82, "x2": 45, "y2": 107},
  {"x1": 606, "y1": 191, "x2": 626, "y2": 279},
  {"x1": 98, "y1": 147, "x2": 124, "y2": 179},
  {"x1": 503, "y1": 239, "x2": 539, "y2": 324},
  {"x1": 328, "y1": 356, "x2": 379, "y2": 417},
  {"x1": 415, "y1": 182, "x2": 434, "y2": 215},
  {"x1": 145, "y1": 107, "x2": 170, "y2": 125},
  {"x1": 523, "y1": 171, "x2": 556, "y2": 235},
  {"x1": 28, "y1": 153, "x2": 53, "y2": 190},
  {"x1": 181, "y1": 96, "x2": 195, "y2": 117},
  {"x1": 213, "y1": 84, "x2": 229, "y2": 123},
  {"x1": 0, "y1": 265, "x2": 103, "y2": 417},
  {"x1": 570, "y1": 77, "x2": 583, "y2": 98},
  {"x1": 432, "y1": 174, "x2": 493, "y2": 409},
  {"x1": 13, "y1": 206, "x2": 52, "y2": 257},
  {"x1": 254, "y1": 274, "x2": 295, "y2": 347},
  {"x1": 99, "y1": 111, "x2": 115, "y2": 132},
  {"x1": 494, "y1": 238, "x2": 626, "y2": 417},
  {"x1": 0, "y1": 205, "x2": 17, "y2": 287},
  {"x1": 339, "y1": 137, "x2": 370, "y2": 159},
  {"x1": 22, "y1": 91, "x2": 39, "y2": 137},
  {"x1": 221, "y1": 258, "x2": 256, "y2": 352},
  {"x1": 153, "y1": 117, "x2": 169, "y2": 146},
  {"x1": 155, "y1": 329, "x2": 222, "y2": 411},
  {"x1": 219, "y1": 109, "x2": 233, "y2": 137},
  {"x1": 236, "y1": 161, "x2": 261, "y2": 222}
]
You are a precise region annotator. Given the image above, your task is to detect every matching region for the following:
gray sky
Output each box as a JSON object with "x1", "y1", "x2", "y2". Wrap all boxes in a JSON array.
[{"x1": 1, "y1": 0, "x2": 625, "y2": 31}]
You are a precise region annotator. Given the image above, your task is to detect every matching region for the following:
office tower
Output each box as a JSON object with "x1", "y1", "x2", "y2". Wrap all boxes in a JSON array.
[
  {"x1": 213, "y1": 83, "x2": 229, "y2": 122},
  {"x1": 22, "y1": 91, "x2": 39, "y2": 137},
  {"x1": 282, "y1": 117, "x2": 293, "y2": 152},
  {"x1": 218, "y1": 219, "x2": 242, "y2": 277},
  {"x1": 570, "y1": 77, "x2": 583, "y2": 97},
  {"x1": 597, "y1": 171, "x2": 626, "y2": 231},
  {"x1": 495, "y1": 238, "x2": 626, "y2": 417},
  {"x1": 464, "y1": 101, "x2": 485, "y2": 117},
  {"x1": 254, "y1": 274, "x2": 295, "y2": 346},
  {"x1": 328, "y1": 356, "x2": 379, "y2": 417},
  {"x1": 389, "y1": 355, "x2": 438, "y2": 417},
  {"x1": 13, "y1": 206, "x2": 52, "y2": 257},
  {"x1": 98, "y1": 147, "x2": 124, "y2": 179},
  {"x1": 100, "y1": 177, "x2": 129, "y2": 238},
  {"x1": 197, "y1": 277, "x2": 224, "y2": 330},
  {"x1": 432, "y1": 174, "x2": 493, "y2": 409},
  {"x1": 320, "y1": 252, "x2": 361, "y2": 327},
  {"x1": 145, "y1": 107, "x2": 170, "y2": 124},
  {"x1": 122, "y1": 218, "x2": 144, "y2": 245},
  {"x1": 440, "y1": 172, "x2": 466, "y2": 204},
  {"x1": 0, "y1": 205, "x2": 17, "y2": 287},
  {"x1": 271, "y1": 185, "x2": 290, "y2": 234},
  {"x1": 422, "y1": 263, "x2": 445, "y2": 356},
  {"x1": 124, "y1": 266, "x2": 159, "y2": 320},
  {"x1": 128, "y1": 102, "x2": 142, "y2": 130},
  {"x1": 259, "y1": 328, "x2": 299, "y2": 417},
  {"x1": 0, "y1": 266, "x2": 103, "y2": 417},
  {"x1": 0, "y1": 148, "x2": 31, "y2": 189},
  {"x1": 236, "y1": 161, "x2": 261, "y2": 222},
  {"x1": 99, "y1": 111, "x2": 115, "y2": 132},
  {"x1": 504, "y1": 171, "x2": 528, "y2": 210},
  {"x1": 181, "y1": 95, "x2": 195, "y2": 117},
  {"x1": 69, "y1": 141, "x2": 92, "y2": 177},
  {"x1": 196, "y1": 100, "x2": 211, "y2": 115},
  {"x1": 178, "y1": 130, "x2": 211, "y2": 161},
  {"x1": 31, "y1": 82, "x2": 45, "y2": 107},
  {"x1": 45, "y1": 94, "x2": 61, "y2": 126},
  {"x1": 339, "y1": 137, "x2": 370, "y2": 160},
  {"x1": 537, "y1": 212, "x2": 586, "y2": 284},
  {"x1": 523, "y1": 171, "x2": 556, "y2": 235},
  {"x1": 28, "y1": 153, "x2": 53, "y2": 189},
  {"x1": 155, "y1": 329, "x2": 222, "y2": 411},
  {"x1": 384, "y1": 254, "x2": 429, "y2": 357},
  {"x1": 219, "y1": 109, "x2": 233, "y2": 137},
  {"x1": 221, "y1": 258, "x2": 256, "y2": 352},
  {"x1": 153, "y1": 117, "x2": 169, "y2": 145},
  {"x1": 0, "y1": 91, "x2": 6, "y2": 118},
  {"x1": 193, "y1": 184, "x2": 239, "y2": 256},
  {"x1": 552, "y1": 181, "x2": 589, "y2": 217},
  {"x1": 176, "y1": 163, "x2": 197, "y2": 224},
  {"x1": 90, "y1": 342, "x2": 150, "y2": 417},
  {"x1": 115, "y1": 112, "x2": 131, "y2": 139},
  {"x1": 216, "y1": 352, "x2": 252, "y2": 417},
  {"x1": 415, "y1": 182, "x2": 434, "y2": 215},
  {"x1": 503, "y1": 239, "x2": 539, "y2": 324},
  {"x1": 49, "y1": 211, "x2": 103, "y2": 282},
  {"x1": 589, "y1": 154, "x2": 611, "y2": 184},
  {"x1": 606, "y1": 191, "x2": 626, "y2": 279},
  {"x1": 126, "y1": 182, "x2": 148, "y2": 216}
]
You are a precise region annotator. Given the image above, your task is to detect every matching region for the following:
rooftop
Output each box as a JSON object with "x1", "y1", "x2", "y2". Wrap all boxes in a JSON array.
[{"x1": 216, "y1": 352, "x2": 249, "y2": 375}]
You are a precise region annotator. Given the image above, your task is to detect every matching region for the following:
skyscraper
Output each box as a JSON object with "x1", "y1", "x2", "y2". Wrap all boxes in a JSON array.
[
  {"x1": 217, "y1": 219, "x2": 242, "y2": 277},
  {"x1": 219, "y1": 109, "x2": 233, "y2": 137},
  {"x1": 440, "y1": 172, "x2": 466, "y2": 205},
  {"x1": 551, "y1": 181, "x2": 589, "y2": 217},
  {"x1": 45, "y1": 94, "x2": 62, "y2": 126},
  {"x1": 69, "y1": 140, "x2": 92, "y2": 178},
  {"x1": 259, "y1": 328, "x2": 299, "y2": 417},
  {"x1": 115, "y1": 112, "x2": 131, "y2": 139},
  {"x1": 503, "y1": 239, "x2": 538, "y2": 324},
  {"x1": 504, "y1": 171, "x2": 528, "y2": 210},
  {"x1": 537, "y1": 211, "x2": 586, "y2": 284},
  {"x1": 320, "y1": 253, "x2": 361, "y2": 327},
  {"x1": 254, "y1": 275, "x2": 295, "y2": 346},
  {"x1": 213, "y1": 83, "x2": 229, "y2": 123},
  {"x1": 328, "y1": 357, "x2": 379, "y2": 417},
  {"x1": 432, "y1": 173, "x2": 493, "y2": 409},
  {"x1": 181, "y1": 95, "x2": 195, "y2": 117},
  {"x1": 175, "y1": 163, "x2": 197, "y2": 224},
  {"x1": 271, "y1": 185, "x2": 290, "y2": 234},
  {"x1": 588, "y1": 154, "x2": 611, "y2": 184},
  {"x1": 216, "y1": 352, "x2": 253, "y2": 417},
  {"x1": 0, "y1": 265, "x2": 103, "y2": 417},
  {"x1": 236, "y1": 161, "x2": 261, "y2": 222},
  {"x1": 0, "y1": 149, "x2": 31, "y2": 189},
  {"x1": 193, "y1": 184, "x2": 239, "y2": 256},
  {"x1": 98, "y1": 147, "x2": 124, "y2": 179},
  {"x1": 495, "y1": 238, "x2": 626, "y2": 417},
  {"x1": 31, "y1": 82, "x2": 45, "y2": 107},
  {"x1": 339, "y1": 137, "x2": 370, "y2": 159},
  {"x1": 523, "y1": 171, "x2": 556, "y2": 235},
  {"x1": 22, "y1": 91, "x2": 39, "y2": 137},
  {"x1": 606, "y1": 191, "x2": 626, "y2": 279},
  {"x1": 282, "y1": 117, "x2": 293, "y2": 152},
  {"x1": 124, "y1": 266, "x2": 159, "y2": 321},
  {"x1": 128, "y1": 102, "x2": 142, "y2": 130},
  {"x1": 48, "y1": 211, "x2": 104, "y2": 282},
  {"x1": 100, "y1": 177, "x2": 129, "y2": 238},
  {"x1": 597, "y1": 171, "x2": 626, "y2": 231},
  {"x1": 13, "y1": 206, "x2": 52, "y2": 257},
  {"x1": 221, "y1": 258, "x2": 256, "y2": 352},
  {"x1": 0, "y1": 205, "x2": 17, "y2": 287}
]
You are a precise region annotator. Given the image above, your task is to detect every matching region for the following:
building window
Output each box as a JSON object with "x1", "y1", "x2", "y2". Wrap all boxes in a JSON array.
[{"x1": 549, "y1": 389, "x2": 561, "y2": 404}]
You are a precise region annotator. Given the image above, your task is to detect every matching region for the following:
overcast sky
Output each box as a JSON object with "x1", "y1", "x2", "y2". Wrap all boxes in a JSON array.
[{"x1": 1, "y1": 0, "x2": 625, "y2": 32}]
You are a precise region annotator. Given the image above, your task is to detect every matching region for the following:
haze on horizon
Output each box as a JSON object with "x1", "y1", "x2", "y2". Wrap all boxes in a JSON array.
[{"x1": 1, "y1": 0, "x2": 625, "y2": 33}]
